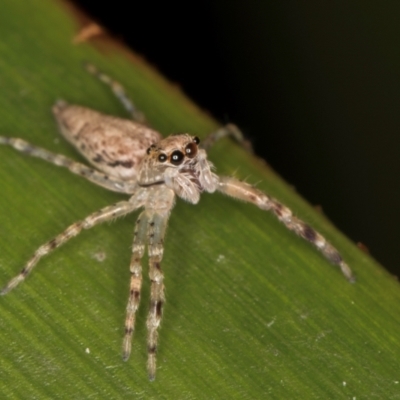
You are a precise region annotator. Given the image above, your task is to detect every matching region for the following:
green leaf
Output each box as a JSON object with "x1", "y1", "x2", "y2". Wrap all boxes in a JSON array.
[{"x1": 0, "y1": 0, "x2": 399, "y2": 398}]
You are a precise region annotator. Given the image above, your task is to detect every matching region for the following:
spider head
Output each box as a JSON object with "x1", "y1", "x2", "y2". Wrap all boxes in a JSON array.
[
  {"x1": 146, "y1": 134, "x2": 200, "y2": 166},
  {"x1": 139, "y1": 134, "x2": 219, "y2": 203}
]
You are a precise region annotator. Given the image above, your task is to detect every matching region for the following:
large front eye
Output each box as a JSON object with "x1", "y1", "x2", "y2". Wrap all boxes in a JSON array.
[
  {"x1": 185, "y1": 142, "x2": 197, "y2": 158},
  {"x1": 170, "y1": 150, "x2": 184, "y2": 165}
]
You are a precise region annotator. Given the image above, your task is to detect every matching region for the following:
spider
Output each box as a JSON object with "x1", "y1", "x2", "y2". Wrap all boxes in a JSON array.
[{"x1": 0, "y1": 64, "x2": 354, "y2": 380}]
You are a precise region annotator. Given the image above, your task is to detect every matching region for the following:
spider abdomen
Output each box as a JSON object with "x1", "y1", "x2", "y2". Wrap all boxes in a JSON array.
[{"x1": 53, "y1": 100, "x2": 161, "y2": 180}]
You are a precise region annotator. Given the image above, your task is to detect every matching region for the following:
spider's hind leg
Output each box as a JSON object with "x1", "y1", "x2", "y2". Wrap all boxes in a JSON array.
[
  {"x1": 201, "y1": 123, "x2": 253, "y2": 152},
  {"x1": 85, "y1": 63, "x2": 146, "y2": 123}
]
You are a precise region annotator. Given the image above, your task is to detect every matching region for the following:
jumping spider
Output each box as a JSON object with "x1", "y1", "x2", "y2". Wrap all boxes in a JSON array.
[{"x1": 0, "y1": 64, "x2": 354, "y2": 380}]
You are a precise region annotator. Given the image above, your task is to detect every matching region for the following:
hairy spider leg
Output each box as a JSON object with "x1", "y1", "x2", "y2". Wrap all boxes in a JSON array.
[
  {"x1": 0, "y1": 136, "x2": 136, "y2": 194},
  {"x1": 85, "y1": 64, "x2": 252, "y2": 153},
  {"x1": 122, "y1": 205, "x2": 172, "y2": 381},
  {"x1": 85, "y1": 63, "x2": 146, "y2": 123},
  {"x1": 201, "y1": 123, "x2": 253, "y2": 152},
  {"x1": 122, "y1": 212, "x2": 148, "y2": 362},
  {"x1": 146, "y1": 211, "x2": 169, "y2": 380},
  {"x1": 0, "y1": 201, "x2": 138, "y2": 295},
  {"x1": 218, "y1": 176, "x2": 355, "y2": 282}
]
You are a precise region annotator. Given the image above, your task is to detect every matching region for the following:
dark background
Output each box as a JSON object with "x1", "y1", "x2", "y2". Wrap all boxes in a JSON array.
[{"x1": 74, "y1": 1, "x2": 400, "y2": 275}]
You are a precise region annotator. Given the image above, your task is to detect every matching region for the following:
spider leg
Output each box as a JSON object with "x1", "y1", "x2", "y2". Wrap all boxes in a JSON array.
[
  {"x1": 122, "y1": 186, "x2": 174, "y2": 380},
  {"x1": 0, "y1": 200, "x2": 136, "y2": 295},
  {"x1": 0, "y1": 136, "x2": 136, "y2": 194},
  {"x1": 218, "y1": 176, "x2": 355, "y2": 282},
  {"x1": 85, "y1": 63, "x2": 146, "y2": 123},
  {"x1": 146, "y1": 211, "x2": 169, "y2": 381},
  {"x1": 201, "y1": 123, "x2": 253, "y2": 152},
  {"x1": 122, "y1": 211, "x2": 148, "y2": 362},
  {"x1": 122, "y1": 208, "x2": 170, "y2": 380}
]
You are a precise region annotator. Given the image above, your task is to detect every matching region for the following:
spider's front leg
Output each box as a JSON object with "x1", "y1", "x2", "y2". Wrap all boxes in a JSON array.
[
  {"x1": 146, "y1": 211, "x2": 169, "y2": 381},
  {"x1": 122, "y1": 211, "x2": 148, "y2": 361},
  {"x1": 218, "y1": 176, "x2": 355, "y2": 282},
  {"x1": 122, "y1": 187, "x2": 173, "y2": 381}
]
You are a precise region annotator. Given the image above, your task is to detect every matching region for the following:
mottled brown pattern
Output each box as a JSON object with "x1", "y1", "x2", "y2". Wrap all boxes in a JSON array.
[
  {"x1": 53, "y1": 101, "x2": 161, "y2": 180},
  {"x1": 301, "y1": 224, "x2": 317, "y2": 242}
]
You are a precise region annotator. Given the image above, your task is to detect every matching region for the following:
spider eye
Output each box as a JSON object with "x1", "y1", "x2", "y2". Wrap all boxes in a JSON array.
[
  {"x1": 146, "y1": 144, "x2": 156, "y2": 155},
  {"x1": 170, "y1": 150, "x2": 184, "y2": 165},
  {"x1": 185, "y1": 142, "x2": 198, "y2": 158},
  {"x1": 158, "y1": 153, "x2": 167, "y2": 162},
  {"x1": 193, "y1": 136, "x2": 200, "y2": 144}
]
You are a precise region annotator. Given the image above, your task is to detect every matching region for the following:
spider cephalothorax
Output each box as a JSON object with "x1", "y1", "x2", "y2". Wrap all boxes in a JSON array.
[
  {"x1": 138, "y1": 134, "x2": 219, "y2": 203},
  {"x1": 142, "y1": 135, "x2": 198, "y2": 177}
]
